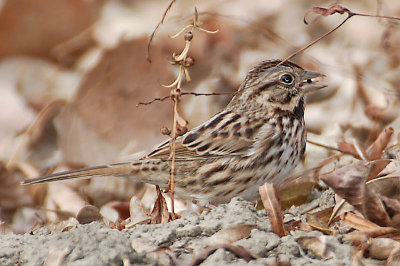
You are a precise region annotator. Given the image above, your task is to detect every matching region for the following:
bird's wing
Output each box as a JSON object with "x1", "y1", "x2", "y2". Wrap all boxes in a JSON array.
[{"x1": 146, "y1": 110, "x2": 268, "y2": 160}]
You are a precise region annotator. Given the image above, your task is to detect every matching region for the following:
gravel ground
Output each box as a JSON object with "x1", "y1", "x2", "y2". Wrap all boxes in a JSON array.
[{"x1": 0, "y1": 195, "x2": 375, "y2": 265}]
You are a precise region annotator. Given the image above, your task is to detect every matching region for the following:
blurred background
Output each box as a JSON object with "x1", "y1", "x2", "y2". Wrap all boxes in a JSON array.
[{"x1": 0, "y1": 0, "x2": 399, "y2": 233}]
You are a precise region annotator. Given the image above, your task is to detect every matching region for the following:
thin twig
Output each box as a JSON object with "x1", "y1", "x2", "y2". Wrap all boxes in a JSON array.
[
  {"x1": 278, "y1": 5, "x2": 400, "y2": 66},
  {"x1": 306, "y1": 139, "x2": 343, "y2": 153},
  {"x1": 136, "y1": 95, "x2": 171, "y2": 106},
  {"x1": 146, "y1": 0, "x2": 176, "y2": 62},
  {"x1": 277, "y1": 15, "x2": 352, "y2": 67},
  {"x1": 136, "y1": 91, "x2": 232, "y2": 106}
]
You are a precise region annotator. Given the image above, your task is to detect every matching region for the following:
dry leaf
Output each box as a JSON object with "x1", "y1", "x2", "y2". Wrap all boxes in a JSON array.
[
  {"x1": 341, "y1": 212, "x2": 381, "y2": 231},
  {"x1": 7, "y1": 99, "x2": 67, "y2": 169},
  {"x1": 321, "y1": 162, "x2": 400, "y2": 227},
  {"x1": 337, "y1": 142, "x2": 360, "y2": 158},
  {"x1": 128, "y1": 196, "x2": 150, "y2": 226},
  {"x1": 206, "y1": 224, "x2": 257, "y2": 245},
  {"x1": 0, "y1": 0, "x2": 100, "y2": 59},
  {"x1": 150, "y1": 186, "x2": 170, "y2": 224},
  {"x1": 346, "y1": 233, "x2": 400, "y2": 260},
  {"x1": 56, "y1": 37, "x2": 174, "y2": 166},
  {"x1": 0, "y1": 164, "x2": 35, "y2": 220},
  {"x1": 297, "y1": 236, "x2": 335, "y2": 260},
  {"x1": 365, "y1": 127, "x2": 393, "y2": 160},
  {"x1": 306, "y1": 207, "x2": 335, "y2": 234},
  {"x1": 278, "y1": 176, "x2": 319, "y2": 210},
  {"x1": 259, "y1": 183, "x2": 286, "y2": 237},
  {"x1": 45, "y1": 182, "x2": 87, "y2": 223},
  {"x1": 304, "y1": 5, "x2": 352, "y2": 25},
  {"x1": 189, "y1": 244, "x2": 258, "y2": 266}
]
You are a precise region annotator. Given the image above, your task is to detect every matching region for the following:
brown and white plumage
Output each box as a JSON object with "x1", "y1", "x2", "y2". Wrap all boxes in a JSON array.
[{"x1": 22, "y1": 60, "x2": 325, "y2": 204}]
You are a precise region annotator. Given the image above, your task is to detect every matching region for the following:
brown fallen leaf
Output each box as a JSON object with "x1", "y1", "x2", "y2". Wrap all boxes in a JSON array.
[
  {"x1": 328, "y1": 159, "x2": 395, "y2": 224},
  {"x1": 340, "y1": 212, "x2": 381, "y2": 231},
  {"x1": 321, "y1": 162, "x2": 400, "y2": 227},
  {"x1": 106, "y1": 201, "x2": 130, "y2": 221},
  {"x1": 366, "y1": 159, "x2": 391, "y2": 181},
  {"x1": 297, "y1": 236, "x2": 335, "y2": 260},
  {"x1": 150, "y1": 186, "x2": 171, "y2": 224},
  {"x1": 365, "y1": 105, "x2": 398, "y2": 124},
  {"x1": 278, "y1": 175, "x2": 319, "y2": 210},
  {"x1": 285, "y1": 219, "x2": 313, "y2": 233},
  {"x1": 346, "y1": 233, "x2": 399, "y2": 262},
  {"x1": 206, "y1": 224, "x2": 257, "y2": 245},
  {"x1": 7, "y1": 99, "x2": 67, "y2": 170},
  {"x1": 365, "y1": 127, "x2": 393, "y2": 161},
  {"x1": 259, "y1": 183, "x2": 286, "y2": 237},
  {"x1": 108, "y1": 220, "x2": 126, "y2": 231},
  {"x1": 0, "y1": 0, "x2": 101, "y2": 59},
  {"x1": 306, "y1": 207, "x2": 336, "y2": 235},
  {"x1": 127, "y1": 196, "x2": 150, "y2": 226},
  {"x1": 337, "y1": 142, "x2": 360, "y2": 158},
  {"x1": 0, "y1": 163, "x2": 36, "y2": 227},
  {"x1": 304, "y1": 5, "x2": 352, "y2": 25},
  {"x1": 56, "y1": 37, "x2": 174, "y2": 166},
  {"x1": 188, "y1": 244, "x2": 258, "y2": 266},
  {"x1": 44, "y1": 182, "x2": 88, "y2": 223}
]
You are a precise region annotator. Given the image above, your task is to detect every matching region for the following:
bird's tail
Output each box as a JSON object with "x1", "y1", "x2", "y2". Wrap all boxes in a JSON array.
[{"x1": 21, "y1": 160, "x2": 167, "y2": 185}]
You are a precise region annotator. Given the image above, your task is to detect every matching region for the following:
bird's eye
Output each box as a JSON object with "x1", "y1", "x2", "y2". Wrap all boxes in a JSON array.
[{"x1": 280, "y1": 74, "x2": 293, "y2": 84}]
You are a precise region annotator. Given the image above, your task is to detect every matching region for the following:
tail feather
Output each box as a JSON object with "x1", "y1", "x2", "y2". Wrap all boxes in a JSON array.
[{"x1": 21, "y1": 163, "x2": 140, "y2": 185}]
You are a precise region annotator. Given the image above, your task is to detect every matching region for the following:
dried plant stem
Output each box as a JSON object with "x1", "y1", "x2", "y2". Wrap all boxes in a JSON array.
[
  {"x1": 147, "y1": 8, "x2": 218, "y2": 216},
  {"x1": 306, "y1": 139, "x2": 343, "y2": 153},
  {"x1": 137, "y1": 91, "x2": 232, "y2": 106},
  {"x1": 146, "y1": 0, "x2": 177, "y2": 62},
  {"x1": 168, "y1": 96, "x2": 179, "y2": 215},
  {"x1": 278, "y1": 5, "x2": 400, "y2": 67},
  {"x1": 277, "y1": 15, "x2": 351, "y2": 67}
]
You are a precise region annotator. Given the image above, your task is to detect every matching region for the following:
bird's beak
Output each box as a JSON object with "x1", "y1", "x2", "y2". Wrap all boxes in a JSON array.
[{"x1": 301, "y1": 70, "x2": 326, "y2": 93}]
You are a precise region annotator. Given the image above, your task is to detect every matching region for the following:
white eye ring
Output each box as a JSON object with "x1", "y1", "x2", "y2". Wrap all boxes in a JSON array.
[{"x1": 280, "y1": 74, "x2": 294, "y2": 85}]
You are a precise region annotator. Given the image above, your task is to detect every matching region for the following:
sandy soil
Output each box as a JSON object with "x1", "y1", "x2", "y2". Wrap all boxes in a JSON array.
[{"x1": 0, "y1": 193, "x2": 379, "y2": 266}]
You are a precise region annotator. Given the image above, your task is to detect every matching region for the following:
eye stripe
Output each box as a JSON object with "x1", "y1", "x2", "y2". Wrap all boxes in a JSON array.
[{"x1": 258, "y1": 80, "x2": 279, "y2": 92}]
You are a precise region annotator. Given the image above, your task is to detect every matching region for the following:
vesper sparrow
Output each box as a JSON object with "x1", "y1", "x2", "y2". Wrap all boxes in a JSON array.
[{"x1": 22, "y1": 60, "x2": 325, "y2": 204}]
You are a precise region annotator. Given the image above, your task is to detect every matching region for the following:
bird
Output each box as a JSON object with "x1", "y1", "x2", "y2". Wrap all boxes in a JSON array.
[{"x1": 22, "y1": 59, "x2": 325, "y2": 204}]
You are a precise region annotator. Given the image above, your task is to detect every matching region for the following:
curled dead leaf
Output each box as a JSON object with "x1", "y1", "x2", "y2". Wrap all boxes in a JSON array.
[
  {"x1": 304, "y1": 5, "x2": 352, "y2": 25},
  {"x1": 128, "y1": 196, "x2": 150, "y2": 226},
  {"x1": 321, "y1": 162, "x2": 400, "y2": 227},
  {"x1": 337, "y1": 142, "x2": 360, "y2": 158},
  {"x1": 365, "y1": 127, "x2": 393, "y2": 160},
  {"x1": 150, "y1": 186, "x2": 171, "y2": 224},
  {"x1": 259, "y1": 183, "x2": 286, "y2": 237},
  {"x1": 206, "y1": 224, "x2": 257, "y2": 245},
  {"x1": 306, "y1": 207, "x2": 336, "y2": 234},
  {"x1": 340, "y1": 212, "x2": 381, "y2": 231},
  {"x1": 188, "y1": 244, "x2": 258, "y2": 266}
]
